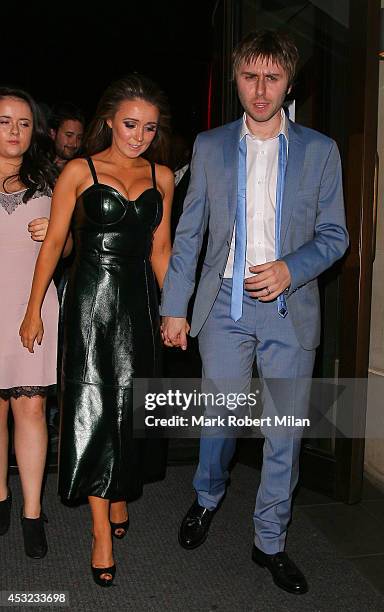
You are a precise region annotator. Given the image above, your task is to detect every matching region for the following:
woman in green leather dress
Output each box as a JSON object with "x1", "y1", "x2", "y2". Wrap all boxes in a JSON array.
[{"x1": 20, "y1": 75, "x2": 174, "y2": 586}]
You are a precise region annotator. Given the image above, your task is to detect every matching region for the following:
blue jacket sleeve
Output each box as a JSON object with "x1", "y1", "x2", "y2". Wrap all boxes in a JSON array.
[
  {"x1": 160, "y1": 134, "x2": 209, "y2": 317},
  {"x1": 281, "y1": 140, "x2": 349, "y2": 293}
]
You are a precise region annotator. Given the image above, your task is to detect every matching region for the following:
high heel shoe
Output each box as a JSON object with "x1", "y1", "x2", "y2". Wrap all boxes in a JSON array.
[
  {"x1": 0, "y1": 490, "x2": 12, "y2": 536},
  {"x1": 20, "y1": 508, "x2": 48, "y2": 558},
  {"x1": 110, "y1": 516, "x2": 129, "y2": 539},
  {"x1": 91, "y1": 564, "x2": 116, "y2": 587}
]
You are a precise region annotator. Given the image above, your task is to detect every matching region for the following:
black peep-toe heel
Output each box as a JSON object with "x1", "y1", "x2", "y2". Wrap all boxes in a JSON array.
[
  {"x1": 110, "y1": 516, "x2": 129, "y2": 540},
  {"x1": 91, "y1": 564, "x2": 116, "y2": 587}
]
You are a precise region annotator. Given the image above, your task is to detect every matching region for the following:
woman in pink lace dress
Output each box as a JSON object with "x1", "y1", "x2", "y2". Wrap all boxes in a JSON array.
[{"x1": 0, "y1": 88, "x2": 63, "y2": 558}]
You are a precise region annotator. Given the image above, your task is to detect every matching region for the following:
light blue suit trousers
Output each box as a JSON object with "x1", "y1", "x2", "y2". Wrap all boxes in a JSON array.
[{"x1": 193, "y1": 280, "x2": 315, "y2": 554}]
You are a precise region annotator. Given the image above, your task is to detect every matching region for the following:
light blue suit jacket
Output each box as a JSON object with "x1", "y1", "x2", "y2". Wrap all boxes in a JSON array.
[{"x1": 160, "y1": 118, "x2": 349, "y2": 350}]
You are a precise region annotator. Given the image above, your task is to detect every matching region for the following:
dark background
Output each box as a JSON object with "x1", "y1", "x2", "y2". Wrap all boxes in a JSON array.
[{"x1": 3, "y1": 1, "x2": 219, "y2": 139}]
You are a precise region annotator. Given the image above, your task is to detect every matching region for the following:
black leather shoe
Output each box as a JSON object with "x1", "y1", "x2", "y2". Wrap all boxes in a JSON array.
[
  {"x1": 0, "y1": 490, "x2": 12, "y2": 536},
  {"x1": 178, "y1": 498, "x2": 215, "y2": 549},
  {"x1": 252, "y1": 544, "x2": 308, "y2": 594},
  {"x1": 20, "y1": 509, "x2": 48, "y2": 559}
]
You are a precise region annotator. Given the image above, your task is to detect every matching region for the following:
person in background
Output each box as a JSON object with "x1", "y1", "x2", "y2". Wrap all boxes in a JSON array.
[
  {"x1": 168, "y1": 132, "x2": 191, "y2": 241},
  {"x1": 49, "y1": 102, "x2": 85, "y2": 171},
  {"x1": 48, "y1": 104, "x2": 81, "y2": 299}
]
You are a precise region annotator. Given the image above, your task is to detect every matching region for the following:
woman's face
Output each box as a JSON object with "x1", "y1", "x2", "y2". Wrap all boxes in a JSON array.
[
  {"x1": 0, "y1": 97, "x2": 33, "y2": 160},
  {"x1": 107, "y1": 98, "x2": 159, "y2": 158}
]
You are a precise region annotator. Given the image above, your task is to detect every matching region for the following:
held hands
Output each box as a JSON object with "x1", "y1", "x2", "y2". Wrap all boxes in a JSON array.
[
  {"x1": 161, "y1": 317, "x2": 190, "y2": 350},
  {"x1": 19, "y1": 311, "x2": 44, "y2": 353},
  {"x1": 244, "y1": 260, "x2": 291, "y2": 301},
  {"x1": 28, "y1": 217, "x2": 49, "y2": 242}
]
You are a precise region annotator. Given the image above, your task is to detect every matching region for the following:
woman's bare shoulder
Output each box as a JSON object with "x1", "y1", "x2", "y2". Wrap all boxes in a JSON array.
[
  {"x1": 154, "y1": 163, "x2": 174, "y2": 186},
  {"x1": 60, "y1": 157, "x2": 90, "y2": 177},
  {"x1": 54, "y1": 158, "x2": 91, "y2": 190}
]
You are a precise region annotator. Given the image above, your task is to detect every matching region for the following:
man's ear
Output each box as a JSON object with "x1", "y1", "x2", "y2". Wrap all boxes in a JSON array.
[
  {"x1": 106, "y1": 118, "x2": 112, "y2": 129},
  {"x1": 49, "y1": 128, "x2": 56, "y2": 141},
  {"x1": 287, "y1": 85, "x2": 292, "y2": 96}
]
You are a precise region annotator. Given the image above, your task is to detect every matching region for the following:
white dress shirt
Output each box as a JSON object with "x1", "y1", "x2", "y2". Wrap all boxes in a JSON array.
[{"x1": 224, "y1": 109, "x2": 289, "y2": 279}]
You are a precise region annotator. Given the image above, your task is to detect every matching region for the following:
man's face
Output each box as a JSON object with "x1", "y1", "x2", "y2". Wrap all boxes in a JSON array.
[
  {"x1": 53, "y1": 119, "x2": 84, "y2": 161},
  {"x1": 235, "y1": 56, "x2": 291, "y2": 131}
]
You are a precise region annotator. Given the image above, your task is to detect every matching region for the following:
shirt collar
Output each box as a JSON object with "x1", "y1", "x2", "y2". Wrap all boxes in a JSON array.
[{"x1": 240, "y1": 108, "x2": 289, "y2": 143}]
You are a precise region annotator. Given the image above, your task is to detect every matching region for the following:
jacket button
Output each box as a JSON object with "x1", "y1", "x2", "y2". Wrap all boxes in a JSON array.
[{"x1": 219, "y1": 272, "x2": 223, "y2": 279}]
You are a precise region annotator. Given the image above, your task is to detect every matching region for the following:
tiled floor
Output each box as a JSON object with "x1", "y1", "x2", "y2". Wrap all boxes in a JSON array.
[{"x1": 294, "y1": 477, "x2": 384, "y2": 595}]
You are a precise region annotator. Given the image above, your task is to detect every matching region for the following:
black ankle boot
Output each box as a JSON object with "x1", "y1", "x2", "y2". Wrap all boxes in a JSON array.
[
  {"x1": 0, "y1": 490, "x2": 12, "y2": 536},
  {"x1": 20, "y1": 509, "x2": 48, "y2": 559}
]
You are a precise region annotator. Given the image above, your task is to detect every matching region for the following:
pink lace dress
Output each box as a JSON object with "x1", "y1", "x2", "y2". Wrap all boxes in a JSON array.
[{"x1": 0, "y1": 189, "x2": 59, "y2": 399}]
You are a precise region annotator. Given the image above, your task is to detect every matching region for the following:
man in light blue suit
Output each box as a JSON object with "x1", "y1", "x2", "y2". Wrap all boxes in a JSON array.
[{"x1": 161, "y1": 30, "x2": 348, "y2": 594}]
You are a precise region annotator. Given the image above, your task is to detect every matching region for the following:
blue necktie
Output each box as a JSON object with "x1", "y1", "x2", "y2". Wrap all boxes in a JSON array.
[
  {"x1": 275, "y1": 134, "x2": 288, "y2": 318},
  {"x1": 231, "y1": 132, "x2": 288, "y2": 321},
  {"x1": 230, "y1": 137, "x2": 247, "y2": 321}
]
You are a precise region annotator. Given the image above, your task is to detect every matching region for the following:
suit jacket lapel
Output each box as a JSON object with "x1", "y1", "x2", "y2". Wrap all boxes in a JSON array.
[
  {"x1": 223, "y1": 119, "x2": 242, "y2": 227},
  {"x1": 281, "y1": 120, "x2": 305, "y2": 249}
]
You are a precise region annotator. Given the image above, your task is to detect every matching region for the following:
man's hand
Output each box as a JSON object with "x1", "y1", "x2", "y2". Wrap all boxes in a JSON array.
[
  {"x1": 28, "y1": 217, "x2": 49, "y2": 242},
  {"x1": 244, "y1": 260, "x2": 291, "y2": 301},
  {"x1": 161, "y1": 317, "x2": 190, "y2": 350}
]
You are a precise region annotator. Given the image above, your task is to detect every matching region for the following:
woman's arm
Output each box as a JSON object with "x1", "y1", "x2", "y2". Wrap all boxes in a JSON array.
[
  {"x1": 28, "y1": 218, "x2": 73, "y2": 258},
  {"x1": 150, "y1": 165, "x2": 174, "y2": 289},
  {"x1": 62, "y1": 232, "x2": 74, "y2": 258},
  {"x1": 19, "y1": 159, "x2": 83, "y2": 352}
]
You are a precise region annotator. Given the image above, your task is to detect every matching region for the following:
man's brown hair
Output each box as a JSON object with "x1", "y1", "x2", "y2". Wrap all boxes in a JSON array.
[{"x1": 233, "y1": 29, "x2": 299, "y2": 87}]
